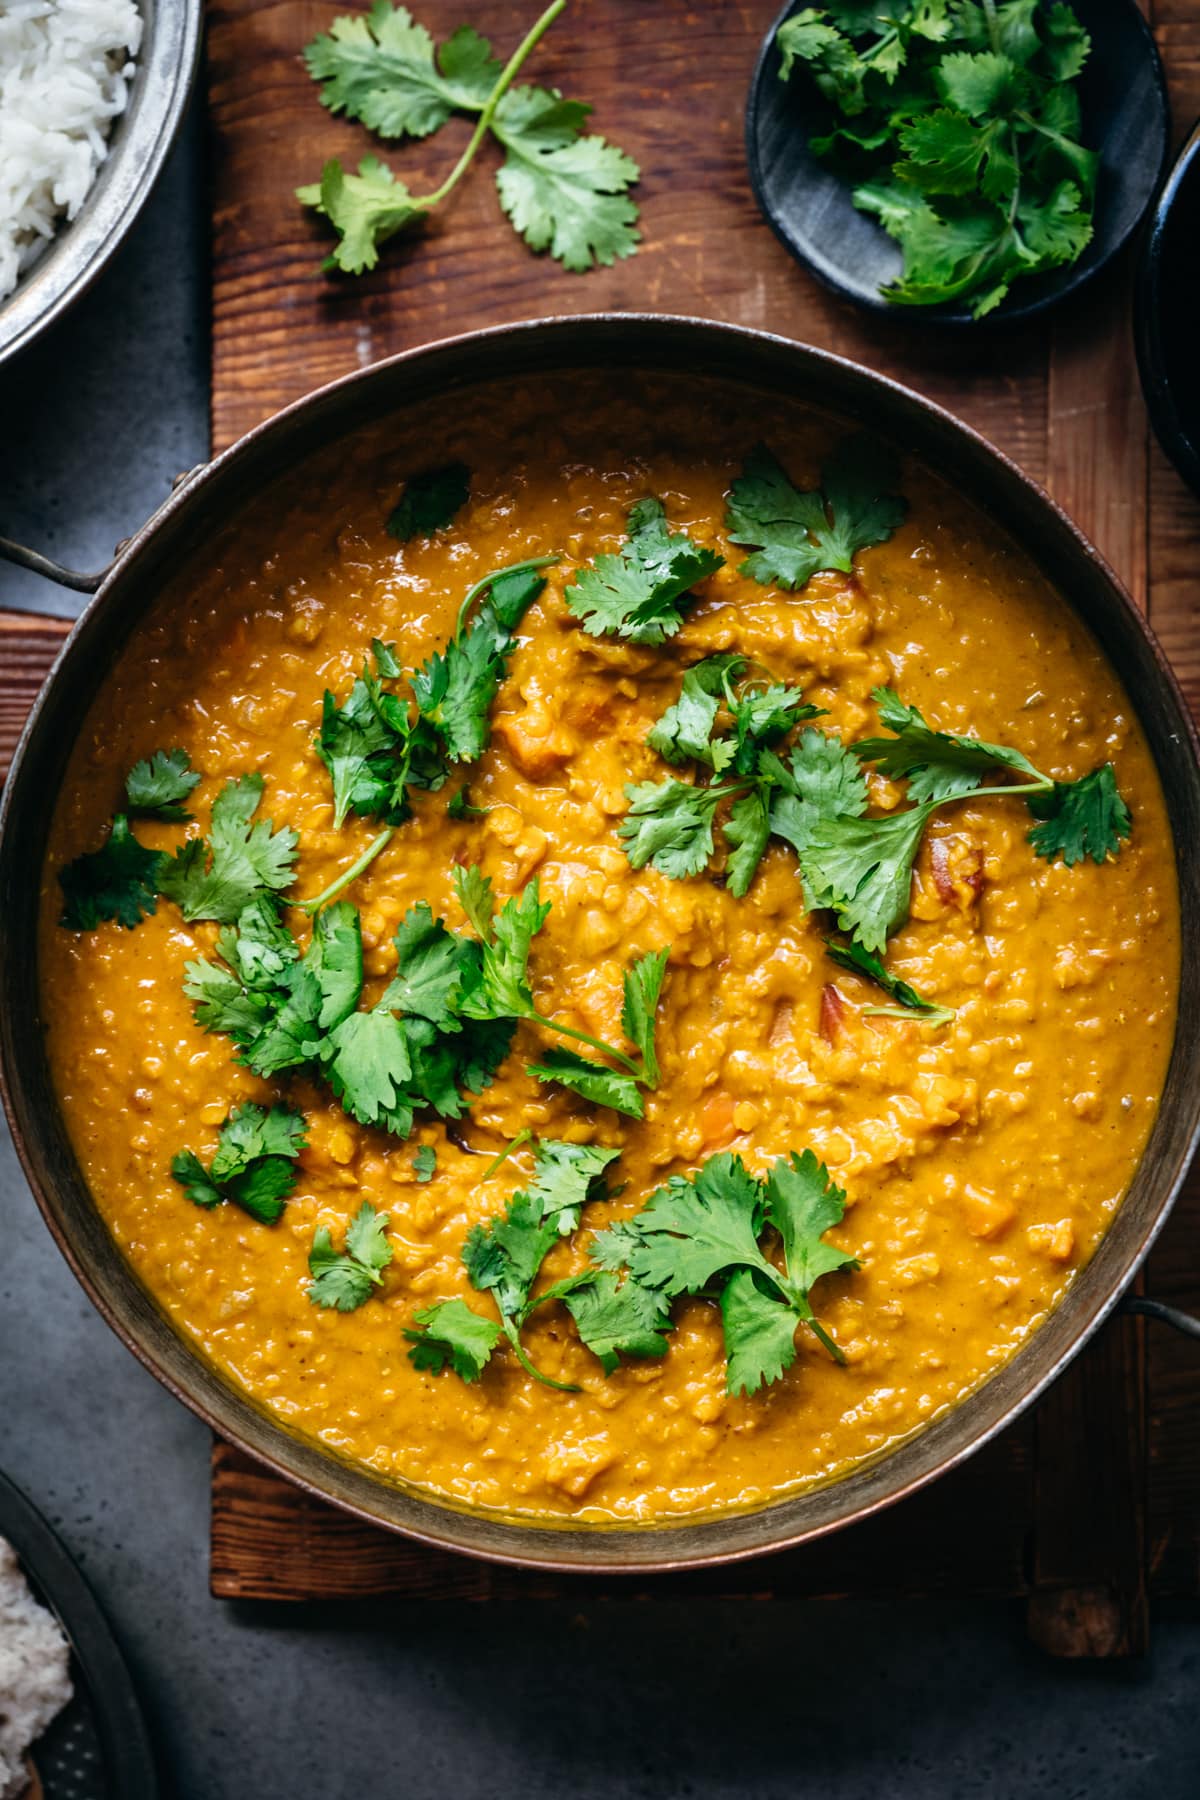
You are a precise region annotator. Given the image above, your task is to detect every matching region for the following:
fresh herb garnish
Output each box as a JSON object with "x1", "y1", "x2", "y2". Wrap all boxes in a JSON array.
[
  {"x1": 454, "y1": 866, "x2": 668, "y2": 1118},
  {"x1": 593, "y1": 1150, "x2": 857, "y2": 1396},
  {"x1": 158, "y1": 774, "x2": 298, "y2": 924},
  {"x1": 308, "y1": 1201, "x2": 394, "y2": 1311},
  {"x1": 59, "y1": 815, "x2": 166, "y2": 931},
  {"x1": 619, "y1": 658, "x2": 830, "y2": 894},
  {"x1": 299, "y1": 2, "x2": 641, "y2": 275},
  {"x1": 316, "y1": 558, "x2": 553, "y2": 827},
  {"x1": 563, "y1": 499, "x2": 724, "y2": 644},
  {"x1": 799, "y1": 686, "x2": 1131, "y2": 951},
  {"x1": 170, "y1": 1103, "x2": 306, "y2": 1225},
  {"x1": 405, "y1": 1297, "x2": 503, "y2": 1380},
  {"x1": 725, "y1": 438, "x2": 906, "y2": 591},
  {"x1": 413, "y1": 1144, "x2": 438, "y2": 1182},
  {"x1": 125, "y1": 748, "x2": 200, "y2": 821},
  {"x1": 386, "y1": 462, "x2": 470, "y2": 539},
  {"x1": 775, "y1": 1, "x2": 1097, "y2": 320},
  {"x1": 824, "y1": 938, "x2": 954, "y2": 1026},
  {"x1": 406, "y1": 1136, "x2": 649, "y2": 1384}
]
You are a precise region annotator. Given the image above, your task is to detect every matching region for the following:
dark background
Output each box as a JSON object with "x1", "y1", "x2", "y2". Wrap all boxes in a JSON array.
[{"x1": 1, "y1": 106, "x2": 1197, "y2": 1800}]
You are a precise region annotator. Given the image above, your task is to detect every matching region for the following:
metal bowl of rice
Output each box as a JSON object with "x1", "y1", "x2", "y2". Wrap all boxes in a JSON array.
[{"x1": 0, "y1": 0, "x2": 201, "y2": 369}]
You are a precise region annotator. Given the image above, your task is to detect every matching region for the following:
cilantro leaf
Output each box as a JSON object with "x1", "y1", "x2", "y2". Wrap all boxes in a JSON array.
[
  {"x1": 618, "y1": 779, "x2": 731, "y2": 880},
  {"x1": 316, "y1": 645, "x2": 443, "y2": 829},
  {"x1": 621, "y1": 948, "x2": 669, "y2": 1087},
  {"x1": 462, "y1": 1187, "x2": 576, "y2": 1389},
  {"x1": 170, "y1": 1102, "x2": 306, "y2": 1225},
  {"x1": 124, "y1": 748, "x2": 200, "y2": 821},
  {"x1": 1027, "y1": 763, "x2": 1131, "y2": 865},
  {"x1": 647, "y1": 655, "x2": 743, "y2": 771},
  {"x1": 456, "y1": 874, "x2": 550, "y2": 1020},
  {"x1": 304, "y1": 7, "x2": 501, "y2": 139},
  {"x1": 763, "y1": 728, "x2": 870, "y2": 858},
  {"x1": 854, "y1": 686, "x2": 1043, "y2": 802},
  {"x1": 59, "y1": 815, "x2": 165, "y2": 931},
  {"x1": 526, "y1": 1138, "x2": 621, "y2": 1233},
  {"x1": 800, "y1": 803, "x2": 935, "y2": 956},
  {"x1": 493, "y1": 85, "x2": 641, "y2": 272},
  {"x1": 411, "y1": 565, "x2": 544, "y2": 761},
  {"x1": 405, "y1": 1298, "x2": 502, "y2": 1380},
  {"x1": 721, "y1": 1269, "x2": 803, "y2": 1398},
  {"x1": 386, "y1": 462, "x2": 470, "y2": 539},
  {"x1": 825, "y1": 938, "x2": 955, "y2": 1025},
  {"x1": 549, "y1": 1271, "x2": 673, "y2": 1374},
  {"x1": 593, "y1": 1153, "x2": 765, "y2": 1297},
  {"x1": 379, "y1": 901, "x2": 469, "y2": 1028},
  {"x1": 413, "y1": 1144, "x2": 438, "y2": 1182},
  {"x1": 725, "y1": 788, "x2": 771, "y2": 898},
  {"x1": 297, "y1": 155, "x2": 422, "y2": 275},
  {"x1": 321, "y1": 1009, "x2": 414, "y2": 1129},
  {"x1": 564, "y1": 499, "x2": 724, "y2": 644},
  {"x1": 764, "y1": 1150, "x2": 857, "y2": 1300},
  {"x1": 447, "y1": 785, "x2": 487, "y2": 819},
  {"x1": 308, "y1": 1201, "x2": 393, "y2": 1311},
  {"x1": 728, "y1": 681, "x2": 822, "y2": 775},
  {"x1": 726, "y1": 438, "x2": 906, "y2": 590},
  {"x1": 159, "y1": 774, "x2": 298, "y2": 924},
  {"x1": 595, "y1": 1148, "x2": 855, "y2": 1394},
  {"x1": 526, "y1": 1049, "x2": 645, "y2": 1119}
]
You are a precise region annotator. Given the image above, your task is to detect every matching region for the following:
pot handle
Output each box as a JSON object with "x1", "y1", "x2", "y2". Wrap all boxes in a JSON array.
[
  {"x1": 0, "y1": 536, "x2": 107, "y2": 594},
  {"x1": 1121, "y1": 1295, "x2": 1200, "y2": 1340},
  {"x1": 0, "y1": 464, "x2": 208, "y2": 602}
]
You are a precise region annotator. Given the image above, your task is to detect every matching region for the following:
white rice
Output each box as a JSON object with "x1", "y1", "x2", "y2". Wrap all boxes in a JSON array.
[
  {"x1": 0, "y1": 0, "x2": 143, "y2": 302},
  {"x1": 0, "y1": 1537, "x2": 73, "y2": 1800}
]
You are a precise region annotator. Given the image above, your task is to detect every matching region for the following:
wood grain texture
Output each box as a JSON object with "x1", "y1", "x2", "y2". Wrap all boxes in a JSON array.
[{"x1": 0, "y1": 0, "x2": 1155, "y2": 1632}]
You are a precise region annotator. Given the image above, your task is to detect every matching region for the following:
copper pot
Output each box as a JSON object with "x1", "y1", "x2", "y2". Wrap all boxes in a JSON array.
[{"x1": 3, "y1": 316, "x2": 1198, "y2": 1572}]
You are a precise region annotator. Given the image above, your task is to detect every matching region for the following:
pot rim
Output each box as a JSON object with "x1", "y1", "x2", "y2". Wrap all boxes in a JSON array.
[{"x1": 3, "y1": 312, "x2": 1197, "y2": 1575}]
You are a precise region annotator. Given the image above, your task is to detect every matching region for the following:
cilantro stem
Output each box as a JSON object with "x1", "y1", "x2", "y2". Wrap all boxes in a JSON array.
[
  {"x1": 530, "y1": 1010, "x2": 643, "y2": 1079},
  {"x1": 293, "y1": 828, "x2": 393, "y2": 914},
  {"x1": 453, "y1": 553, "x2": 561, "y2": 640},
  {"x1": 805, "y1": 1316, "x2": 847, "y2": 1366},
  {"x1": 480, "y1": 1128, "x2": 533, "y2": 1182},
  {"x1": 503, "y1": 1317, "x2": 580, "y2": 1393},
  {"x1": 414, "y1": 0, "x2": 569, "y2": 210}
]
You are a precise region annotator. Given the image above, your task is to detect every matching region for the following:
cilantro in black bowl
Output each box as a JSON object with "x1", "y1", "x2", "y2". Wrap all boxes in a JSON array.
[{"x1": 745, "y1": 0, "x2": 1168, "y2": 327}]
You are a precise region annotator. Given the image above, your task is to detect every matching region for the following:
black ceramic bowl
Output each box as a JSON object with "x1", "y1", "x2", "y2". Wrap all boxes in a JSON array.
[
  {"x1": 746, "y1": 0, "x2": 1169, "y2": 327},
  {"x1": 1135, "y1": 120, "x2": 1200, "y2": 497},
  {"x1": 0, "y1": 1469, "x2": 156, "y2": 1799}
]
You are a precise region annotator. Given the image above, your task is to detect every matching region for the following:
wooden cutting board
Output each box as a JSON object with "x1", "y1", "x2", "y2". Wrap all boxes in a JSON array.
[{"x1": 7, "y1": 0, "x2": 1200, "y2": 1651}]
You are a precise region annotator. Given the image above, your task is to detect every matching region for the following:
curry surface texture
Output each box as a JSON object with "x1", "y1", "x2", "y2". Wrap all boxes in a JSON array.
[{"x1": 38, "y1": 375, "x2": 1179, "y2": 1523}]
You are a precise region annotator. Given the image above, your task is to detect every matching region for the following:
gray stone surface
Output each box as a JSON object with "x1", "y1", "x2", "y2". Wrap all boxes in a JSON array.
[{"x1": 1, "y1": 99, "x2": 1197, "y2": 1800}]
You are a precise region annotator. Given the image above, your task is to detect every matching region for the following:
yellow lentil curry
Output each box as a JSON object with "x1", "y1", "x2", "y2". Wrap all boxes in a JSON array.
[{"x1": 39, "y1": 375, "x2": 1179, "y2": 1523}]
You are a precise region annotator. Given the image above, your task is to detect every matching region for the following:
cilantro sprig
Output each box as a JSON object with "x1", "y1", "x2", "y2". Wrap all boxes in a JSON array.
[
  {"x1": 59, "y1": 815, "x2": 166, "y2": 931},
  {"x1": 593, "y1": 1150, "x2": 857, "y2": 1396},
  {"x1": 405, "y1": 1135, "x2": 661, "y2": 1385},
  {"x1": 776, "y1": 1, "x2": 1098, "y2": 320},
  {"x1": 824, "y1": 938, "x2": 955, "y2": 1027},
  {"x1": 726, "y1": 438, "x2": 907, "y2": 590},
  {"x1": 159, "y1": 774, "x2": 298, "y2": 924},
  {"x1": 308, "y1": 1202, "x2": 393, "y2": 1311},
  {"x1": 619, "y1": 657, "x2": 837, "y2": 894},
  {"x1": 170, "y1": 1103, "x2": 306, "y2": 1225},
  {"x1": 800, "y1": 686, "x2": 1131, "y2": 953},
  {"x1": 563, "y1": 499, "x2": 724, "y2": 645},
  {"x1": 454, "y1": 866, "x2": 669, "y2": 1118},
  {"x1": 124, "y1": 748, "x2": 200, "y2": 821},
  {"x1": 299, "y1": 2, "x2": 641, "y2": 275},
  {"x1": 316, "y1": 556, "x2": 553, "y2": 828}
]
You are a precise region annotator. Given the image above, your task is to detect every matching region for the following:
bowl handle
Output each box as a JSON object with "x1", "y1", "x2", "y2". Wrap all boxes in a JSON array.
[
  {"x1": 0, "y1": 464, "x2": 209, "y2": 603},
  {"x1": 1122, "y1": 1295, "x2": 1200, "y2": 1340},
  {"x1": 0, "y1": 536, "x2": 106, "y2": 594}
]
